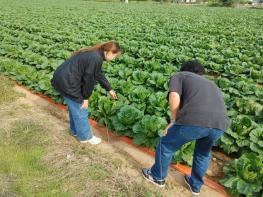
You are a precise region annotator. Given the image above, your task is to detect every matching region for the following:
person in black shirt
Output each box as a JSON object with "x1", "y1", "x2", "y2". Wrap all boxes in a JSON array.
[
  {"x1": 142, "y1": 60, "x2": 229, "y2": 195},
  {"x1": 51, "y1": 41, "x2": 121, "y2": 145}
]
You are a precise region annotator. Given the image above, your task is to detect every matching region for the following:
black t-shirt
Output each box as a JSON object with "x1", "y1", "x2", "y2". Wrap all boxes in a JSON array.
[{"x1": 168, "y1": 71, "x2": 230, "y2": 131}]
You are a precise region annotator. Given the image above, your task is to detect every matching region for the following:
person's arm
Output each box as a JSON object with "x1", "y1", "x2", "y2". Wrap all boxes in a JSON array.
[
  {"x1": 81, "y1": 56, "x2": 101, "y2": 102},
  {"x1": 163, "y1": 92, "x2": 180, "y2": 135},
  {"x1": 81, "y1": 99, "x2": 89, "y2": 109},
  {"x1": 163, "y1": 74, "x2": 183, "y2": 136},
  {"x1": 96, "y1": 67, "x2": 112, "y2": 91},
  {"x1": 169, "y1": 92, "x2": 180, "y2": 122},
  {"x1": 95, "y1": 66, "x2": 117, "y2": 99}
]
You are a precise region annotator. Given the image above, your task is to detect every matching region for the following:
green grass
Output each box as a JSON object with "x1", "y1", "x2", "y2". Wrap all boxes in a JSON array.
[
  {"x1": 0, "y1": 119, "x2": 162, "y2": 197},
  {"x1": 0, "y1": 77, "x2": 163, "y2": 197},
  {"x1": 0, "y1": 75, "x2": 24, "y2": 105},
  {"x1": 11, "y1": 121, "x2": 51, "y2": 147},
  {"x1": 0, "y1": 78, "x2": 69, "y2": 196},
  {"x1": 86, "y1": 165, "x2": 112, "y2": 181},
  {"x1": 0, "y1": 120, "x2": 70, "y2": 197}
]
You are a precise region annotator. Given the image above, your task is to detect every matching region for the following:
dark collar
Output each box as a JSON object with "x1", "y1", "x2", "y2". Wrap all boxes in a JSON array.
[{"x1": 98, "y1": 49, "x2": 106, "y2": 61}]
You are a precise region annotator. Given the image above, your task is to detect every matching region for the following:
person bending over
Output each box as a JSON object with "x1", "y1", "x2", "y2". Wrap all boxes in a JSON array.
[
  {"x1": 142, "y1": 60, "x2": 229, "y2": 196},
  {"x1": 51, "y1": 41, "x2": 121, "y2": 145}
]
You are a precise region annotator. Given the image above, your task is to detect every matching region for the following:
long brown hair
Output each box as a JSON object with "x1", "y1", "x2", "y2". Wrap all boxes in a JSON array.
[{"x1": 71, "y1": 41, "x2": 121, "y2": 57}]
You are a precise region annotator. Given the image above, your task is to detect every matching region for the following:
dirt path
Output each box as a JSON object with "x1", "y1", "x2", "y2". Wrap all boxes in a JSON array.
[{"x1": 0, "y1": 76, "x2": 225, "y2": 197}]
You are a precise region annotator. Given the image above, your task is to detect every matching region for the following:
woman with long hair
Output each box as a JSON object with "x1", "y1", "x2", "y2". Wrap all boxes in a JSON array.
[{"x1": 51, "y1": 41, "x2": 121, "y2": 145}]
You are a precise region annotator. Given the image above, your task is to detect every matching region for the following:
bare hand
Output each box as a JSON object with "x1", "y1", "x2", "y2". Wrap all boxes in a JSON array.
[
  {"x1": 163, "y1": 122, "x2": 174, "y2": 136},
  {"x1": 109, "y1": 90, "x2": 118, "y2": 100},
  {"x1": 81, "y1": 100, "x2": 89, "y2": 109}
]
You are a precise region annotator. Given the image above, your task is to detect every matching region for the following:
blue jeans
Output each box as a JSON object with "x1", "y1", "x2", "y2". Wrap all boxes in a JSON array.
[
  {"x1": 63, "y1": 97, "x2": 93, "y2": 141},
  {"x1": 150, "y1": 124, "x2": 224, "y2": 192}
]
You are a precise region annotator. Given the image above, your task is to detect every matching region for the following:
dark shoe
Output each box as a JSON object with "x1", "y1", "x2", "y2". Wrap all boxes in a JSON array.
[
  {"x1": 184, "y1": 175, "x2": 200, "y2": 196},
  {"x1": 141, "y1": 168, "x2": 165, "y2": 188}
]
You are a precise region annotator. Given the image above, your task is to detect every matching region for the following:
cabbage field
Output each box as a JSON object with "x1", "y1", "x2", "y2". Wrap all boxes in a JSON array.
[{"x1": 0, "y1": 0, "x2": 262, "y2": 196}]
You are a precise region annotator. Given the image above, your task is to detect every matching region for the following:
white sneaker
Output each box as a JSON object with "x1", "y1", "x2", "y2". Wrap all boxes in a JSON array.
[{"x1": 80, "y1": 136, "x2": 101, "y2": 145}]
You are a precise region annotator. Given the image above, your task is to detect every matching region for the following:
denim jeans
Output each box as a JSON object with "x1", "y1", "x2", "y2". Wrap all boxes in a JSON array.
[
  {"x1": 150, "y1": 124, "x2": 224, "y2": 192},
  {"x1": 63, "y1": 97, "x2": 93, "y2": 141}
]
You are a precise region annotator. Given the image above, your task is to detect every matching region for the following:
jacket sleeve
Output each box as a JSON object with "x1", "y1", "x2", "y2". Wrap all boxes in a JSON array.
[
  {"x1": 81, "y1": 58, "x2": 99, "y2": 99},
  {"x1": 81, "y1": 54, "x2": 112, "y2": 99},
  {"x1": 81, "y1": 71, "x2": 95, "y2": 99},
  {"x1": 95, "y1": 65, "x2": 112, "y2": 91}
]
